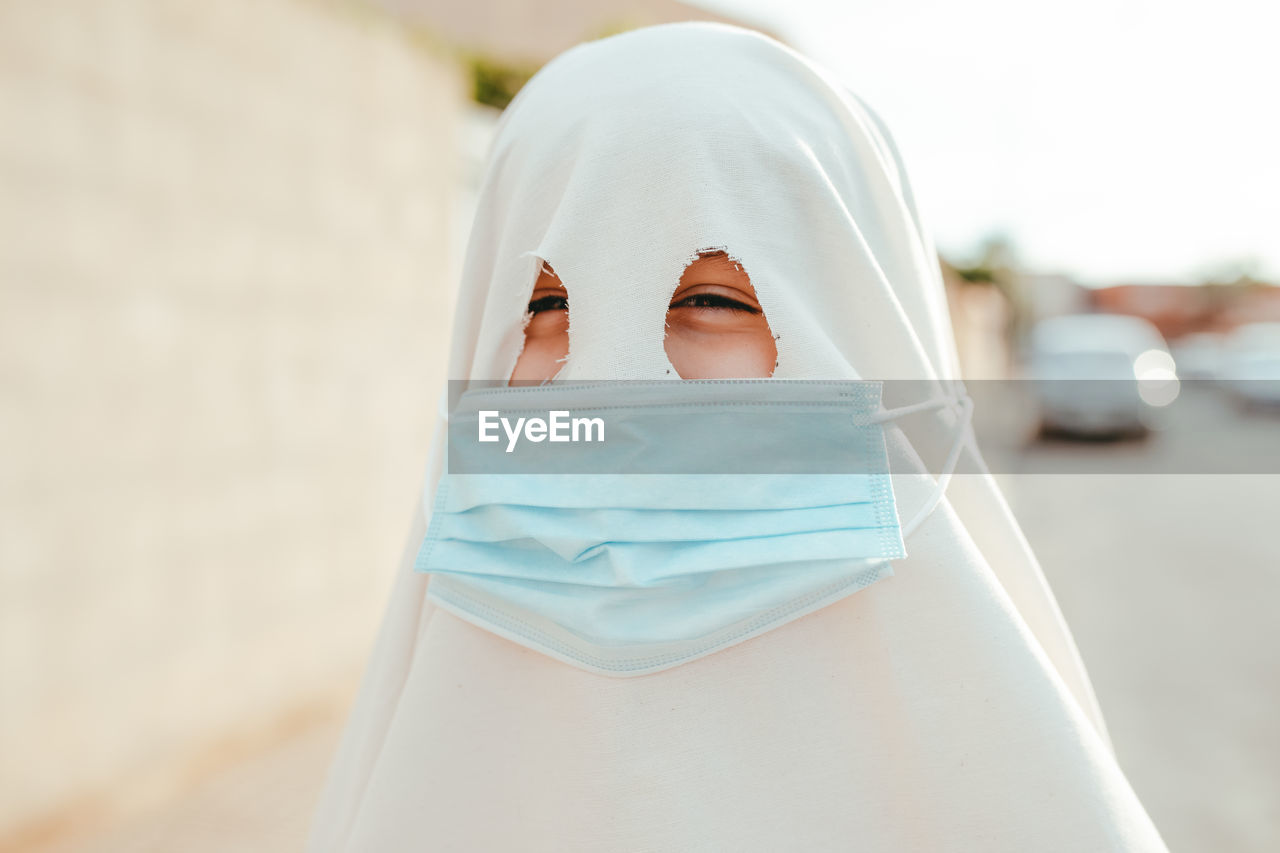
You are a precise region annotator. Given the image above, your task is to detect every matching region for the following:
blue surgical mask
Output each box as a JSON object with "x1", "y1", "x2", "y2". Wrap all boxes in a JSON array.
[{"x1": 414, "y1": 379, "x2": 973, "y2": 676}]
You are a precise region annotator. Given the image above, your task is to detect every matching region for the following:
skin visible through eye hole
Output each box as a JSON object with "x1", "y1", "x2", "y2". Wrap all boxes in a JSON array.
[
  {"x1": 508, "y1": 252, "x2": 778, "y2": 382},
  {"x1": 510, "y1": 261, "x2": 570, "y2": 383},
  {"x1": 663, "y1": 251, "x2": 777, "y2": 379}
]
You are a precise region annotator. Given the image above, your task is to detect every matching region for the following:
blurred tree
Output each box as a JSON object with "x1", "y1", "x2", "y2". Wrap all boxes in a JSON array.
[
  {"x1": 1195, "y1": 256, "x2": 1266, "y2": 287},
  {"x1": 465, "y1": 52, "x2": 540, "y2": 109},
  {"x1": 462, "y1": 19, "x2": 655, "y2": 110},
  {"x1": 945, "y1": 232, "x2": 1031, "y2": 343},
  {"x1": 1196, "y1": 259, "x2": 1275, "y2": 328}
]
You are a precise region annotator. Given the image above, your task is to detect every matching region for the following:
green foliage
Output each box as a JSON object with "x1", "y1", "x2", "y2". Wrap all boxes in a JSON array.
[
  {"x1": 462, "y1": 19, "x2": 652, "y2": 109},
  {"x1": 953, "y1": 264, "x2": 998, "y2": 284},
  {"x1": 466, "y1": 54, "x2": 540, "y2": 110},
  {"x1": 943, "y1": 233, "x2": 1032, "y2": 342}
]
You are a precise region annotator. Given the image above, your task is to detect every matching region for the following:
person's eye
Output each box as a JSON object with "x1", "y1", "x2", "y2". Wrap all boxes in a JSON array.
[
  {"x1": 669, "y1": 292, "x2": 760, "y2": 313},
  {"x1": 527, "y1": 294, "x2": 568, "y2": 314}
]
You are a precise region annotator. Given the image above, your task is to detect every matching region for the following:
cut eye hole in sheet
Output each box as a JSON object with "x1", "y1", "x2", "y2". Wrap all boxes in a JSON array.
[{"x1": 510, "y1": 249, "x2": 779, "y2": 382}]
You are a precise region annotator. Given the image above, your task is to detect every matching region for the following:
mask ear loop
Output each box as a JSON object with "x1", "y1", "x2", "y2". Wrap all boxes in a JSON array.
[
  {"x1": 857, "y1": 392, "x2": 976, "y2": 538},
  {"x1": 900, "y1": 393, "x2": 974, "y2": 537}
]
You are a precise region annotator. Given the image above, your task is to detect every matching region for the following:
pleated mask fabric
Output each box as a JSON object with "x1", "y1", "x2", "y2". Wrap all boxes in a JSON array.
[{"x1": 415, "y1": 379, "x2": 910, "y2": 674}]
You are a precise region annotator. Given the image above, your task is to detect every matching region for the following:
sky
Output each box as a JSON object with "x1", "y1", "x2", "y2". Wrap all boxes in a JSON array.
[{"x1": 697, "y1": 0, "x2": 1280, "y2": 285}]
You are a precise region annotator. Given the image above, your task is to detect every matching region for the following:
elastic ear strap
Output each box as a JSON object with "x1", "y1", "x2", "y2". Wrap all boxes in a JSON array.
[
  {"x1": 861, "y1": 394, "x2": 953, "y2": 424},
  {"x1": 901, "y1": 394, "x2": 975, "y2": 538}
]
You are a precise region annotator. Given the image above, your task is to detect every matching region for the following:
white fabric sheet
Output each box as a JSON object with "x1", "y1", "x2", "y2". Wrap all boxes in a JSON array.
[{"x1": 305, "y1": 22, "x2": 1168, "y2": 852}]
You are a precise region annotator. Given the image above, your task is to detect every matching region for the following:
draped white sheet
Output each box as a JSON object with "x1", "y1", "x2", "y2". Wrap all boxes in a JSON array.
[{"x1": 305, "y1": 21, "x2": 1168, "y2": 852}]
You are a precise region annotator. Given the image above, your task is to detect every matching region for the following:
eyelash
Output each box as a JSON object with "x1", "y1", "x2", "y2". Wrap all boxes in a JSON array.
[
  {"x1": 669, "y1": 293, "x2": 760, "y2": 313},
  {"x1": 527, "y1": 295, "x2": 568, "y2": 314},
  {"x1": 526, "y1": 293, "x2": 759, "y2": 314}
]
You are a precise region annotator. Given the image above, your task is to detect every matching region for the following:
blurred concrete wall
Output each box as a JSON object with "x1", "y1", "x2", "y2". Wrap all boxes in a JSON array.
[
  {"x1": 0, "y1": 0, "x2": 463, "y2": 844},
  {"x1": 944, "y1": 276, "x2": 1013, "y2": 379}
]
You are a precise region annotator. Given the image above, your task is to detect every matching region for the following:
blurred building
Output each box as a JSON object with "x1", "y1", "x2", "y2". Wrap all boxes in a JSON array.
[
  {"x1": 1021, "y1": 272, "x2": 1090, "y2": 326},
  {"x1": 942, "y1": 270, "x2": 1014, "y2": 379},
  {"x1": 1090, "y1": 281, "x2": 1280, "y2": 340}
]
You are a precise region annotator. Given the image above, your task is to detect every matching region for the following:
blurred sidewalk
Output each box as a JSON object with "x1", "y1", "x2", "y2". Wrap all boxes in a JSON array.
[{"x1": 26, "y1": 709, "x2": 343, "y2": 853}]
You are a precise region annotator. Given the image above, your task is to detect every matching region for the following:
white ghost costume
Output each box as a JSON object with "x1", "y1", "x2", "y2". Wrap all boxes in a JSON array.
[{"x1": 305, "y1": 22, "x2": 1169, "y2": 852}]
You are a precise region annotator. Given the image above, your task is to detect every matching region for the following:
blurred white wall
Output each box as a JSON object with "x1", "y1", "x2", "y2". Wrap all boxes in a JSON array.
[
  {"x1": 942, "y1": 276, "x2": 1013, "y2": 379},
  {"x1": 0, "y1": 0, "x2": 463, "y2": 844}
]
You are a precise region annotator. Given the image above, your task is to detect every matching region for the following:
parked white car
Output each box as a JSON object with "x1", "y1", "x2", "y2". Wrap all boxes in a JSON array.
[
  {"x1": 1026, "y1": 313, "x2": 1178, "y2": 437},
  {"x1": 1220, "y1": 322, "x2": 1280, "y2": 408}
]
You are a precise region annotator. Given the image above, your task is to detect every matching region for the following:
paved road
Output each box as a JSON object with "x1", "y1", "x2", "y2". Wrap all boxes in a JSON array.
[
  {"x1": 998, "y1": 383, "x2": 1280, "y2": 852},
  {"x1": 33, "y1": 386, "x2": 1279, "y2": 852}
]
